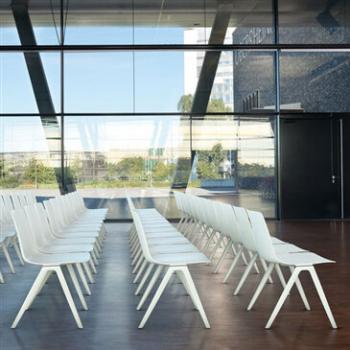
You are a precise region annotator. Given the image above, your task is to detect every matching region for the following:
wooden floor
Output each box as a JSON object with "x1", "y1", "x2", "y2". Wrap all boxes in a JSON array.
[{"x1": 1, "y1": 221, "x2": 350, "y2": 350}]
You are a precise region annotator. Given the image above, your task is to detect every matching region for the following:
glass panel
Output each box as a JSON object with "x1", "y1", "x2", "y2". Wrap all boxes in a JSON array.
[
  {"x1": 0, "y1": 116, "x2": 61, "y2": 196},
  {"x1": 64, "y1": 116, "x2": 190, "y2": 219},
  {"x1": 0, "y1": 0, "x2": 61, "y2": 46},
  {"x1": 233, "y1": 51, "x2": 276, "y2": 112},
  {"x1": 64, "y1": 52, "x2": 133, "y2": 113},
  {"x1": 0, "y1": 52, "x2": 60, "y2": 114},
  {"x1": 280, "y1": 51, "x2": 350, "y2": 113},
  {"x1": 190, "y1": 115, "x2": 276, "y2": 218},
  {"x1": 64, "y1": 0, "x2": 133, "y2": 45},
  {"x1": 279, "y1": 0, "x2": 350, "y2": 44}
]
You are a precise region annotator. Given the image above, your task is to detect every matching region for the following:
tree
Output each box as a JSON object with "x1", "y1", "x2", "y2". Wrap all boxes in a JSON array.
[
  {"x1": 196, "y1": 143, "x2": 226, "y2": 179},
  {"x1": 177, "y1": 94, "x2": 232, "y2": 113},
  {"x1": 115, "y1": 157, "x2": 145, "y2": 180},
  {"x1": 23, "y1": 158, "x2": 56, "y2": 185},
  {"x1": 152, "y1": 162, "x2": 174, "y2": 181}
]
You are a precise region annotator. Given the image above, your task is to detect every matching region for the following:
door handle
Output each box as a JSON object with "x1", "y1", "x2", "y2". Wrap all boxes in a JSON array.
[{"x1": 331, "y1": 175, "x2": 336, "y2": 184}]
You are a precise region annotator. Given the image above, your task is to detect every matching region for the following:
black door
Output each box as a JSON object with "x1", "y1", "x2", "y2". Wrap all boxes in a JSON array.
[{"x1": 280, "y1": 117, "x2": 341, "y2": 219}]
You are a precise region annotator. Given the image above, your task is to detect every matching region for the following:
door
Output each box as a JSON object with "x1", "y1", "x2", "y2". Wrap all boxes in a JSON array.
[{"x1": 280, "y1": 117, "x2": 341, "y2": 219}]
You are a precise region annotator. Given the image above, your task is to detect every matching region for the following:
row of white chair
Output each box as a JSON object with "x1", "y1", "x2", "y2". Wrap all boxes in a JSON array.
[
  {"x1": 127, "y1": 197, "x2": 211, "y2": 329},
  {"x1": 173, "y1": 192, "x2": 337, "y2": 329},
  {"x1": 0, "y1": 192, "x2": 35, "y2": 282},
  {"x1": 10, "y1": 191, "x2": 108, "y2": 328}
]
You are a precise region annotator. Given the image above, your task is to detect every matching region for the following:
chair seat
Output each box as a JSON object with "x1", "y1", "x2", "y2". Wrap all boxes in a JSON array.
[
  {"x1": 275, "y1": 243, "x2": 306, "y2": 254},
  {"x1": 150, "y1": 244, "x2": 199, "y2": 255},
  {"x1": 147, "y1": 236, "x2": 190, "y2": 245},
  {"x1": 27, "y1": 252, "x2": 91, "y2": 266},
  {"x1": 51, "y1": 237, "x2": 96, "y2": 245},
  {"x1": 39, "y1": 243, "x2": 93, "y2": 254},
  {"x1": 277, "y1": 251, "x2": 335, "y2": 266},
  {"x1": 153, "y1": 251, "x2": 210, "y2": 266},
  {"x1": 272, "y1": 237, "x2": 287, "y2": 244}
]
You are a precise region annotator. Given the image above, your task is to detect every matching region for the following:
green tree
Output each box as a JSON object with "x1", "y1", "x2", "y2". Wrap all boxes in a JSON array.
[
  {"x1": 177, "y1": 94, "x2": 232, "y2": 113},
  {"x1": 115, "y1": 157, "x2": 145, "y2": 180},
  {"x1": 152, "y1": 162, "x2": 175, "y2": 181},
  {"x1": 23, "y1": 158, "x2": 56, "y2": 185},
  {"x1": 196, "y1": 143, "x2": 226, "y2": 179}
]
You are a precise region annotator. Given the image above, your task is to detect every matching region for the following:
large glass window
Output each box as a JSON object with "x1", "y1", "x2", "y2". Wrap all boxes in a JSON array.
[
  {"x1": 64, "y1": 116, "x2": 190, "y2": 219},
  {"x1": 280, "y1": 51, "x2": 350, "y2": 112},
  {"x1": 0, "y1": 116, "x2": 61, "y2": 196},
  {"x1": 190, "y1": 115, "x2": 276, "y2": 218}
]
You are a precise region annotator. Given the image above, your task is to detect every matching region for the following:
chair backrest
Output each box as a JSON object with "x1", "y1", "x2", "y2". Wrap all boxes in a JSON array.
[
  {"x1": 11, "y1": 194, "x2": 22, "y2": 210},
  {"x1": 24, "y1": 204, "x2": 51, "y2": 248},
  {"x1": 247, "y1": 210, "x2": 280, "y2": 263},
  {"x1": 214, "y1": 202, "x2": 241, "y2": 243},
  {"x1": 233, "y1": 206, "x2": 256, "y2": 252},
  {"x1": 11, "y1": 208, "x2": 39, "y2": 263},
  {"x1": 43, "y1": 199, "x2": 64, "y2": 232},
  {"x1": 2, "y1": 194, "x2": 14, "y2": 211}
]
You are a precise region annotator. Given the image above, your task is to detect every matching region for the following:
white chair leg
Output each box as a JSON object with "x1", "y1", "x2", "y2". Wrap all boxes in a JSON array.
[
  {"x1": 247, "y1": 263, "x2": 275, "y2": 311},
  {"x1": 135, "y1": 263, "x2": 154, "y2": 296},
  {"x1": 12, "y1": 237, "x2": 24, "y2": 266},
  {"x1": 223, "y1": 246, "x2": 243, "y2": 283},
  {"x1": 83, "y1": 262, "x2": 95, "y2": 284},
  {"x1": 67, "y1": 264, "x2": 88, "y2": 311},
  {"x1": 275, "y1": 263, "x2": 286, "y2": 287},
  {"x1": 2, "y1": 245, "x2": 15, "y2": 273},
  {"x1": 260, "y1": 257, "x2": 273, "y2": 283},
  {"x1": 308, "y1": 266, "x2": 337, "y2": 328},
  {"x1": 11, "y1": 267, "x2": 49, "y2": 328},
  {"x1": 182, "y1": 267, "x2": 210, "y2": 328},
  {"x1": 234, "y1": 254, "x2": 258, "y2": 295},
  {"x1": 290, "y1": 266, "x2": 310, "y2": 311},
  {"x1": 138, "y1": 267, "x2": 174, "y2": 328},
  {"x1": 209, "y1": 235, "x2": 223, "y2": 260},
  {"x1": 76, "y1": 263, "x2": 91, "y2": 296},
  {"x1": 56, "y1": 266, "x2": 83, "y2": 328},
  {"x1": 0, "y1": 268, "x2": 4, "y2": 283},
  {"x1": 132, "y1": 255, "x2": 144, "y2": 274},
  {"x1": 137, "y1": 265, "x2": 163, "y2": 310},
  {"x1": 89, "y1": 259, "x2": 97, "y2": 274},
  {"x1": 265, "y1": 267, "x2": 301, "y2": 329},
  {"x1": 213, "y1": 239, "x2": 232, "y2": 273},
  {"x1": 134, "y1": 260, "x2": 147, "y2": 284}
]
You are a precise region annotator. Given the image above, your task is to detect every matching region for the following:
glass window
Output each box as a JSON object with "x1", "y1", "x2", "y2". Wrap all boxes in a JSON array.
[
  {"x1": 279, "y1": 0, "x2": 350, "y2": 44},
  {"x1": 233, "y1": 51, "x2": 276, "y2": 112},
  {"x1": 280, "y1": 51, "x2": 350, "y2": 113},
  {"x1": 0, "y1": 52, "x2": 60, "y2": 114},
  {"x1": 190, "y1": 115, "x2": 276, "y2": 218},
  {"x1": 0, "y1": 116, "x2": 61, "y2": 195},
  {"x1": 64, "y1": 116, "x2": 190, "y2": 219},
  {"x1": 64, "y1": 52, "x2": 133, "y2": 113}
]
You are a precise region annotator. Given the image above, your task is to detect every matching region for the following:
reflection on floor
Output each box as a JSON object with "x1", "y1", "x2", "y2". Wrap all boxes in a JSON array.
[{"x1": 0, "y1": 221, "x2": 348, "y2": 350}]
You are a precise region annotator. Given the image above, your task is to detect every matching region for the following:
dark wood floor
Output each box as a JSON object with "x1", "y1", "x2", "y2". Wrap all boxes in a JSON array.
[{"x1": 1, "y1": 221, "x2": 350, "y2": 350}]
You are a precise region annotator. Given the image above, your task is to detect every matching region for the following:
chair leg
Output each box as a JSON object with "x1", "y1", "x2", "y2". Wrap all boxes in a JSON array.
[
  {"x1": 135, "y1": 263, "x2": 154, "y2": 296},
  {"x1": 12, "y1": 237, "x2": 24, "y2": 266},
  {"x1": 67, "y1": 264, "x2": 88, "y2": 311},
  {"x1": 134, "y1": 260, "x2": 147, "y2": 284},
  {"x1": 89, "y1": 259, "x2": 97, "y2": 274},
  {"x1": 290, "y1": 266, "x2": 310, "y2": 311},
  {"x1": 275, "y1": 264, "x2": 286, "y2": 287},
  {"x1": 247, "y1": 263, "x2": 275, "y2": 311},
  {"x1": 209, "y1": 235, "x2": 223, "y2": 260},
  {"x1": 83, "y1": 262, "x2": 95, "y2": 284},
  {"x1": 234, "y1": 254, "x2": 258, "y2": 295},
  {"x1": 213, "y1": 239, "x2": 232, "y2": 273},
  {"x1": 0, "y1": 268, "x2": 4, "y2": 283},
  {"x1": 182, "y1": 267, "x2": 210, "y2": 329},
  {"x1": 76, "y1": 263, "x2": 91, "y2": 296},
  {"x1": 260, "y1": 258, "x2": 273, "y2": 283},
  {"x1": 56, "y1": 266, "x2": 83, "y2": 328},
  {"x1": 223, "y1": 246, "x2": 243, "y2": 283},
  {"x1": 132, "y1": 255, "x2": 144, "y2": 274},
  {"x1": 11, "y1": 267, "x2": 50, "y2": 328},
  {"x1": 308, "y1": 266, "x2": 337, "y2": 328},
  {"x1": 138, "y1": 267, "x2": 174, "y2": 328},
  {"x1": 265, "y1": 267, "x2": 301, "y2": 329},
  {"x1": 137, "y1": 265, "x2": 163, "y2": 310},
  {"x1": 2, "y1": 245, "x2": 15, "y2": 273}
]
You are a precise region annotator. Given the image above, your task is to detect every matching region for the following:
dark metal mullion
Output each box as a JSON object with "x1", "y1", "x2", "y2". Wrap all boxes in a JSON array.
[
  {"x1": 60, "y1": 0, "x2": 65, "y2": 193},
  {"x1": 273, "y1": 0, "x2": 281, "y2": 219},
  {"x1": 2, "y1": 43, "x2": 350, "y2": 51}
]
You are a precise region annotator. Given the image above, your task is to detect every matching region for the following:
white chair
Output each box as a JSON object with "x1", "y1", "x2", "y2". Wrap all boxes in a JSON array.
[
  {"x1": 11, "y1": 207, "x2": 92, "y2": 328},
  {"x1": 247, "y1": 210, "x2": 337, "y2": 329}
]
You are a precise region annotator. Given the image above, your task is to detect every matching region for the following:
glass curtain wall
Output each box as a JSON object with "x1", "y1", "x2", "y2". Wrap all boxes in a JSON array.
[{"x1": 1, "y1": 0, "x2": 349, "y2": 219}]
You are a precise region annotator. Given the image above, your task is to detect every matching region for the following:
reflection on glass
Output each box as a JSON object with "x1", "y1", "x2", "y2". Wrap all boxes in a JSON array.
[
  {"x1": 0, "y1": 52, "x2": 61, "y2": 113},
  {"x1": 279, "y1": 0, "x2": 350, "y2": 44},
  {"x1": 64, "y1": 116, "x2": 190, "y2": 219},
  {"x1": 280, "y1": 52, "x2": 350, "y2": 112},
  {"x1": 190, "y1": 116, "x2": 275, "y2": 218},
  {"x1": 0, "y1": 117, "x2": 61, "y2": 196}
]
